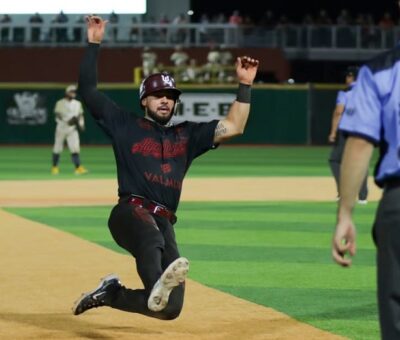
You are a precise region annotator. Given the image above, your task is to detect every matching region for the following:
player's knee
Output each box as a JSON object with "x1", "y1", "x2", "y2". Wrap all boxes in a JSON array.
[
  {"x1": 163, "y1": 309, "x2": 181, "y2": 320},
  {"x1": 159, "y1": 285, "x2": 184, "y2": 320},
  {"x1": 53, "y1": 145, "x2": 63, "y2": 153},
  {"x1": 159, "y1": 303, "x2": 182, "y2": 320}
]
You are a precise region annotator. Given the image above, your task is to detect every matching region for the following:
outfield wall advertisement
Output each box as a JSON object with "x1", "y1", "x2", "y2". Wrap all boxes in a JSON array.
[{"x1": 0, "y1": 84, "x2": 337, "y2": 145}]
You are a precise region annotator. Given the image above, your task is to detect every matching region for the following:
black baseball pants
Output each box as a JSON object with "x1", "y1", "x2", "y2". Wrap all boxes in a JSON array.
[
  {"x1": 104, "y1": 200, "x2": 185, "y2": 320},
  {"x1": 373, "y1": 181, "x2": 400, "y2": 339}
]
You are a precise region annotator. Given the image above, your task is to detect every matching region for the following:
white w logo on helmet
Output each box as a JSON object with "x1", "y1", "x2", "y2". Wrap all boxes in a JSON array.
[{"x1": 161, "y1": 74, "x2": 174, "y2": 87}]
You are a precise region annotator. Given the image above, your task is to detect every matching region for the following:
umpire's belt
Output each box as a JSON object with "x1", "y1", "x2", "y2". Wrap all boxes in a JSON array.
[
  {"x1": 128, "y1": 195, "x2": 177, "y2": 225},
  {"x1": 383, "y1": 177, "x2": 400, "y2": 191}
]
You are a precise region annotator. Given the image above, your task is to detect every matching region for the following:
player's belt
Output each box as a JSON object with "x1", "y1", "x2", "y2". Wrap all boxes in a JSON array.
[{"x1": 128, "y1": 195, "x2": 177, "y2": 225}]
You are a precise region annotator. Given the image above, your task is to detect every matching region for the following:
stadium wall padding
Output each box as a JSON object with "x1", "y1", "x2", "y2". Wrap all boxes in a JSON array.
[
  {"x1": 0, "y1": 84, "x2": 341, "y2": 145},
  {"x1": 0, "y1": 47, "x2": 289, "y2": 82}
]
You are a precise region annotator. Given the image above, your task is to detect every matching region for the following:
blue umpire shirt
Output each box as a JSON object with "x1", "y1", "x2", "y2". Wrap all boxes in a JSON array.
[
  {"x1": 339, "y1": 46, "x2": 400, "y2": 187},
  {"x1": 336, "y1": 81, "x2": 356, "y2": 107}
]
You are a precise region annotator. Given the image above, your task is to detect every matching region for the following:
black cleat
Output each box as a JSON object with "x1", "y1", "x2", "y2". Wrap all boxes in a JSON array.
[{"x1": 72, "y1": 274, "x2": 121, "y2": 315}]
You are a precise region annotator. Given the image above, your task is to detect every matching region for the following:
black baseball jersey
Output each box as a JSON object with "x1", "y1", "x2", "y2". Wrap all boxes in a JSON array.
[{"x1": 78, "y1": 43, "x2": 219, "y2": 211}]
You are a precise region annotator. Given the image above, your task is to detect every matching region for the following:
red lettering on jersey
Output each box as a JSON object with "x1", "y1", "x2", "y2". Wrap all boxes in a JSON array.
[
  {"x1": 163, "y1": 140, "x2": 187, "y2": 158},
  {"x1": 161, "y1": 163, "x2": 172, "y2": 174},
  {"x1": 131, "y1": 138, "x2": 187, "y2": 159},
  {"x1": 132, "y1": 138, "x2": 162, "y2": 158},
  {"x1": 144, "y1": 171, "x2": 182, "y2": 190}
]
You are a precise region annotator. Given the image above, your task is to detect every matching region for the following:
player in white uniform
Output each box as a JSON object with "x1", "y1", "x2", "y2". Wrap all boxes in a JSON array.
[
  {"x1": 141, "y1": 47, "x2": 158, "y2": 77},
  {"x1": 51, "y1": 85, "x2": 88, "y2": 175}
]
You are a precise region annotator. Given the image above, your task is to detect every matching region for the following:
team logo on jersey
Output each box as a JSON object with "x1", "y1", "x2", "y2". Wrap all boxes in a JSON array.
[
  {"x1": 6, "y1": 91, "x2": 47, "y2": 125},
  {"x1": 131, "y1": 137, "x2": 187, "y2": 159},
  {"x1": 161, "y1": 74, "x2": 174, "y2": 87},
  {"x1": 161, "y1": 163, "x2": 172, "y2": 174}
]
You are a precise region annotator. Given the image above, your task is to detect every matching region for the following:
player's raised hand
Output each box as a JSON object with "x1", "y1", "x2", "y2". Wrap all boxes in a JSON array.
[
  {"x1": 236, "y1": 56, "x2": 259, "y2": 85},
  {"x1": 86, "y1": 15, "x2": 108, "y2": 44}
]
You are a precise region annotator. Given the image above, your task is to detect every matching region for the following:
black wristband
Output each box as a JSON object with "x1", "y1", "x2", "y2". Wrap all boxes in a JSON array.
[{"x1": 236, "y1": 83, "x2": 251, "y2": 103}]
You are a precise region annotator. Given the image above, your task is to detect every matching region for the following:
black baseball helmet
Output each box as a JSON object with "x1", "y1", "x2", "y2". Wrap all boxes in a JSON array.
[
  {"x1": 139, "y1": 72, "x2": 181, "y2": 106},
  {"x1": 345, "y1": 66, "x2": 359, "y2": 79}
]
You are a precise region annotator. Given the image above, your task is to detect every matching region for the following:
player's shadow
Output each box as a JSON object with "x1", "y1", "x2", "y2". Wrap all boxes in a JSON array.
[{"x1": 0, "y1": 312, "x2": 162, "y2": 338}]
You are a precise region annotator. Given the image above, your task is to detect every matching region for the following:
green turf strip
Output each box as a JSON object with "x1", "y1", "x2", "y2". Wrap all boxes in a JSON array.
[
  {"x1": 0, "y1": 145, "x2": 356, "y2": 179},
  {"x1": 220, "y1": 286, "x2": 378, "y2": 340},
  {"x1": 5, "y1": 201, "x2": 379, "y2": 339}
]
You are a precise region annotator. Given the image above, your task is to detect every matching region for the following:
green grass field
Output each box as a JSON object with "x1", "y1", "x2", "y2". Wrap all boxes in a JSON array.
[
  {"x1": 1, "y1": 146, "x2": 381, "y2": 339},
  {"x1": 0, "y1": 145, "x2": 337, "y2": 179}
]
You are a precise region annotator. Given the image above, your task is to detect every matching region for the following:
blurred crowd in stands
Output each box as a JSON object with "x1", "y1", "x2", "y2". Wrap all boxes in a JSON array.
[
  {"x1": 0, "y1": 11, "x2": 122, "y2": 43},
  {"x1": 1, "y1": 9, "x2": 399, "y2": 83},
  {"x1": 140, "y1": 8, "x2": 398, "y2": 29},
  {"x1": 0, "y1": 8, "x2": 399, "y2": 43},
  {"x1": 141, "y1": 44, "x2": 235, "y2": 84}
]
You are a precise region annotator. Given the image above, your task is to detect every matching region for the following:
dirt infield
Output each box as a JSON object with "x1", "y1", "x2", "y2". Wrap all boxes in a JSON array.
[
  {"x1": 0, "y1": 177, "x2": 360, "y2": 339},
  {"x1": 0, "y1": 209, "x2": 345, "y2": 340},
  {"x1": 0, "y1": 176, "x2": 382, "y2": 207}
]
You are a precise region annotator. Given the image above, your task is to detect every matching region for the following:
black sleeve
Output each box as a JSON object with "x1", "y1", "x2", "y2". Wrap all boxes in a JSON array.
[
  {"x1": 188, "y1": 120, "x2": 219, "y2": 160},
  {"x1": 340, "y1": 130, "x2": 378, "y2": 146},
  {"x1": 78, "y1": 43, "x2": 128, "y2": 134}
]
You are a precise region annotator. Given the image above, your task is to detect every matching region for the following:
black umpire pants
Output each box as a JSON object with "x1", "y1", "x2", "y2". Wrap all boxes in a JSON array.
[
  {"x1": 104, "y1": 200, "x2": 185, "y2": 320},
  {"x1": 329, "y1": 132, "x2": 369, "y2": 200},
  {"x1": 373, "y1": 182, "x2": 400, "y2": 339}
]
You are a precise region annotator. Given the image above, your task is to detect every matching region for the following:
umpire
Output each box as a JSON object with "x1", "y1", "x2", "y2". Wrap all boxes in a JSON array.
[
  {"x1": 328, "y1": 66, "x2": 368, "y2": 203},
  {"x1": 332, "y1": 4, "x2": 400, "y2": 337}
]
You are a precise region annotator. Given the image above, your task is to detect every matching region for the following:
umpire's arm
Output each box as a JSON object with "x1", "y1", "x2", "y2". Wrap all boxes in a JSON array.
[
  {"x1": 332, "y1": 136, "x2": 373, "y2": 266},
  {"x1": 214, "y1": 56, "x2": 259, "y2": 144},
  {"x1": 328, "y1": 103, "x2": 345, "y2": 142}
]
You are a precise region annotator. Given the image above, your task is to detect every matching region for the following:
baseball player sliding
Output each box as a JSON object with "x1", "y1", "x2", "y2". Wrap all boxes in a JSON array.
[
  {"x1": 51, "y1": 85, "x2": 88, "y2": 175},
  {"x1": 72, "y1": 15, "x2": 259, "y2": 320}
]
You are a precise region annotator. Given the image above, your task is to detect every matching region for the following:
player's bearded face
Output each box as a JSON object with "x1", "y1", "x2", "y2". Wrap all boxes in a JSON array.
[
  {"x1": 146, "y1": 107, "x2": 173, "y2": 125},
  {"x1": 144, "y1": 91, "x2": 177, "y2": 125}
]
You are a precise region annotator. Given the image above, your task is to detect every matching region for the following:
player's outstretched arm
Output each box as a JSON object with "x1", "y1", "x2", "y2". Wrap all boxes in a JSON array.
[
  {"x1": 78, "y1": 15, "x2": 121, "y2": 120},
  {"x1": 214, "y1": 56, "x2": 259, "y2": 144}
]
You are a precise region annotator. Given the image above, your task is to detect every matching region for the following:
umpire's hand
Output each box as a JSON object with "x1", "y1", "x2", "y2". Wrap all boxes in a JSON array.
[{"x1": 332, "y1": 216, "x2": 356, "y2": 267}]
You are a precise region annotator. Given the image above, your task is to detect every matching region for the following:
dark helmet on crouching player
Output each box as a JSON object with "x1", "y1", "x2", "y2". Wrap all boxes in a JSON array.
[
  {"x1": 345, "y1": 65, "x2": 359, "y2": 79},
  {"x1": 139, "y1": 72, "x2": 182, "y2": 125}
]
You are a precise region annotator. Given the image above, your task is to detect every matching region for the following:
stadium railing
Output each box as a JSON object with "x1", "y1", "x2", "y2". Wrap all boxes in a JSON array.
[{"x1": 1, "y1": 22, "x2": 398, "y2": 60}]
